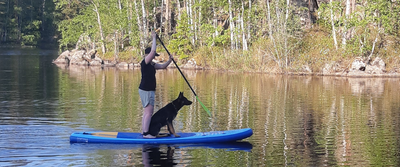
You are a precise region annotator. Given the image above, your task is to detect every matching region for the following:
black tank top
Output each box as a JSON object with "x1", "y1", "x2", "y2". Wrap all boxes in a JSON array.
[{"x1": 139, "y1": 60, "x2": 156, "y2": 91}]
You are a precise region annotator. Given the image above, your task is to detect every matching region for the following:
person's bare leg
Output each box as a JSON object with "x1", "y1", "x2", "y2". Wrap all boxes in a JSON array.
[
  {"x1": 141, "y1": 145, "x2": 152, "y2": 166},
  {"x1": 142, "y1": 105, "x2": 155, "y2": 138}
]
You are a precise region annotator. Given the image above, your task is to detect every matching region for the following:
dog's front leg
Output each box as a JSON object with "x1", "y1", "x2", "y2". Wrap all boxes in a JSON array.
[{"x1": 167, "y1": 122, "x2": 180, "y2": 137}]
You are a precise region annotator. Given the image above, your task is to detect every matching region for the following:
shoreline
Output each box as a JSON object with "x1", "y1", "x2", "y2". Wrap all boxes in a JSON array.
[
  {"x1": 52, "y1": 49, "x2": 400, "y2": 79},
  {"x1": 54, "y1": 63, "x2": 400, "y2": 79}
]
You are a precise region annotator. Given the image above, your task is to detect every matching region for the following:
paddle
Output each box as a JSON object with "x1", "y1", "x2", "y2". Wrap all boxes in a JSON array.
[{"x1": 156, "y1": 34, "x2": 212, "y2": 117}]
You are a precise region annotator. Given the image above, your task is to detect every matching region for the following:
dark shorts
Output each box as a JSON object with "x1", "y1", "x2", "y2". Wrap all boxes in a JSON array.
[{"x1": 139, "y1": 89, "x2": 155, "y2": 108}]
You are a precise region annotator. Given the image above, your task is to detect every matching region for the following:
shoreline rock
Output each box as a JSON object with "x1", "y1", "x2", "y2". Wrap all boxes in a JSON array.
[
  {"x1": 52, "y1": 49, "x2": 201, "y2": 70},
  {"x1": 53, "y1": 50, "x2": 400, "y2": 77}
]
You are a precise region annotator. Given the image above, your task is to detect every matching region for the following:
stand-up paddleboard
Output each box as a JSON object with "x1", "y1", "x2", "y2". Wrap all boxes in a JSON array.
[{"x1": 70, "y1": 128, "x2": 253, "y2": 144}]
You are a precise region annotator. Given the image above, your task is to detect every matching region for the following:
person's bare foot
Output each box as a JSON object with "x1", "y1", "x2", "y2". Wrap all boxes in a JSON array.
[{"x1": 143, "y1": 134, "x2": 156, "y2": 138}]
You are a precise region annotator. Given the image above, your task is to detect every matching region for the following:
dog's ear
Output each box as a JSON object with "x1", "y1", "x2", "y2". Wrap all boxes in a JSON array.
[{"x1": 179, "y1": 92, "x2": 183, "y2": 97}]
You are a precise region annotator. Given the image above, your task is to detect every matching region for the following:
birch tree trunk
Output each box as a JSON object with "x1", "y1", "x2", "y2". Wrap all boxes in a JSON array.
[
  {"x1": 267, "y1": 0, "x2": 280, "y2": 66},
  {"x1": 176, "y1": 0, "x2": 181, "y2": 21},
  {"x1": 351, "y1": 0, "x2": 356, "y2": 13},
  {"x1": 186, "y1": 0, "x2": 190, "y2": 22},
  {"x1": 118, "y1": 0, "x2": 124, "y2": 49},
  {"x1": 127, "y1": 1, "x2": 132, "y2": 45},
  {"x1": 165, "y1": 0, "x2": 170, "y2": 36},
  {"x1": 241, "y1": 1, "x2": 248, "y2": 51},
  {"x1": 235, "y1": 15, "x2": 239, "y2": 50},
  {"x1": 153, "y1": 0, "x2": 156, "y2": 30},
  {"x1": 213, "y1": 1, "x2": 218, "y2": 37},
  {"x1": 141, "y1": 0, "x2": 148, "y2": 38},
  {"x1": 91, "y1": 0, "x2": 106, "y2": 54},
  {"x1": 161, "y1": 0, "x2": 164, "y2": 31},
  {"x1": 193, "y1": 0, "x2": 198, "y2": 42},
  {"x1": 342, "y1": 0, "x2": 351, "y2": 48},
  {"x1": 229, "y1": 0, "x2": 234, "y2": 50},
  {"x1": 247, "y1": 0, "x2": 251, "y2": 45},
  {"x1": 212, "y1": 0, "x2": 218, "y2": 46},
  {"x1": 3, "y1": 0, "x2": 10, "y2": 42},
  {"x1": 134, "y1": 0, "x2": 144, "y2": 50},
  {"x1": 198, "y1": 0, "x2": 202, "y2": 45},
  {"x1": 114, "y1": 30, "x2": 119, "y2": 60},
  {"x1": 329, "y1": 0, "x2": 338, "y2": 50},
  {"x1": 189, "y1": 0, "x2": 195, "y2": 45},
  {"x1": 285, "y1": 0, "x2": 289, "y2": 68}
]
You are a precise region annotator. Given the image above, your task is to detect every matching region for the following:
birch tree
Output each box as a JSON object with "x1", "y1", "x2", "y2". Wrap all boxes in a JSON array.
[
  {"x1": 165, "y1": 0, "x2": 170, "y2": 36},
  {"x1": 266, "y1": 0, "x2": 302, "y2": 69},
  {"x1": 134, "y1": 0, "x2": 144, "y2": 51},
  {"x1": 267, "y1": 0, "x2": 279, "y2": 60},
  {"x1": 189, "y1": 0, "x2": 195, "y2": 45},
  {"x1": 241, "y1": 1, "x2": 248, "y2": 51},
  {"x1": 91, "y1": 0, "x2": 106, "y2": 53},
  {"x1": 1, "y1": 0, "x2": 10, "y2": 42},
  {"x1": 127, "y1": 1, "x2": 132, "y2": 44},
  {"x1": 342, "y1": 0, "x2": 351, "y2": 48},
  {"x1": 247, "y1": 0, "x2": 251, "y2": 45},
  {"x1": 212, "y1": 0, "x2": 218, "y2": 43},
  {"x1": 329, "y1": 0, "x2": 338, "y2": 50},
  {"x1": 141, "y1": 0, "x2": 148, "y2": 38},
  {"x1": 160, "y1": 0, "x2": 164, "y2": 31},
  {"x1": 176, "y1": 0, "x2": 181, "y2": 21},
  {"x1": 228, "y1": 0, "x2": 234, "y2": 49}
]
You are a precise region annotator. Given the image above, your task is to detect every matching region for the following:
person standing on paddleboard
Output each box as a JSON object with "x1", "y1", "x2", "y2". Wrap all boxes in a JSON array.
[{"x1": 139, "y1": 31, "x2": 173, "y2": 138}]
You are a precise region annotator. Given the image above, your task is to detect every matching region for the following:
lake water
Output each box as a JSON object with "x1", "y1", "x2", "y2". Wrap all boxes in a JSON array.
[{"x1": 1, "y1": 48, "x2": 400, "y2": 166}]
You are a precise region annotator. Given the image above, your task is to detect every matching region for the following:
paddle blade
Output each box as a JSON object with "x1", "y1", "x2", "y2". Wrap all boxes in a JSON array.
[{"x1": 196, "y1": 96, "x2": 212, "y2": 117}]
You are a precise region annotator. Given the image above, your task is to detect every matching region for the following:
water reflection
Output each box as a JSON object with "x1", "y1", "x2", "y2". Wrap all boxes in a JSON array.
[
  {"x1": 141, "y1": 145, "x2": 177, "y2": 167},
  {"x1": 2, "y1": 48, "x2": 400, "y2": 166},
  {"x1": 140, "y1": 142, "x2": 254, "y2": 166},
  {"x1": 55, "y1": 65, "x2": 400, "y2": 166},
  {"x1": 69, "y1": 142, "x2": 252, "y2": 166}
]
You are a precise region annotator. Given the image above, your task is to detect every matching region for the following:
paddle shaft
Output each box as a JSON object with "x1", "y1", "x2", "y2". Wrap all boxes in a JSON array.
[
  {"x1": 156, "y1": 35, "x2": 197, "y2": 96},
  {"x1": 156, "y1": 35, "x2": 211, "y2": 116}
]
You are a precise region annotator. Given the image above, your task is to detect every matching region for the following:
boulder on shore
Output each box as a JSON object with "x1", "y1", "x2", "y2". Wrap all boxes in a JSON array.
[
  {"x1": 53, "y1": 49, "x2": 102, "y2": 66},
  {"x1": 52, "y1": 50, "x2": 70, "y2": 64},
  {"x1": 348, "y1": 56, "x2": 387, "y2": 76},
  {"x1": 365, "y1": 57, "x2": 386, "y2": 74},
  {"x1": 350, "y1": 57, "x2": 366, "y2": 72}
]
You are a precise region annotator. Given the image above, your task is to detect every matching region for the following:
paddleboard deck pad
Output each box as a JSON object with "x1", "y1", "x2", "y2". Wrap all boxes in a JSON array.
[{"x1": 70, "y1": 128, "x2": 253, "y2": 144}]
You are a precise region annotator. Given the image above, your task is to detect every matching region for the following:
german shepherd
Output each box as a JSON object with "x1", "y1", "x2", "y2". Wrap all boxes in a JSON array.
[{"x1": 147, "y1": 92, "x2": 192, "y2": 137}]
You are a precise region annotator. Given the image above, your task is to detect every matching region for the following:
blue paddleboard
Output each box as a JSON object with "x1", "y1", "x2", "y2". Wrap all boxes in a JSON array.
[{"x1": 70, "y1": 128, "x2": 253, "y2": 144}]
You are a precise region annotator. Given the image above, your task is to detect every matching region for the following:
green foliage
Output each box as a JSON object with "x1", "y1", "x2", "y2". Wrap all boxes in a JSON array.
[
  {"x1": 169, "y1": 12, "x2": 193, "y2": 59},
  {"x1": 200, "y1": 23, "x2": 229, "y2": 47},
  {"x1": 295, "y1": 27, "x2": 343, "y2": 71},
  {"x1": 363, "y1": 0, "x2": 400, "y2": 36},
  {"x1": 3, "y1": 0, "x2": 400, "y2": 72},
  {"x1": 265, "y1": 0, "x2": 304, "y2": 70},
  {"x1": 58, "y1": 13, "x2": 91, "y2": 50},
  {"x1": 21, "y1": 20, "x2": 41, "y2": 46},
  {"x1": 316, "y1": 1, "x2": 342, "y2": 31},
  {"x1": 0, "y1": 0, "x2": 58, "y2": 46},
  {"x1": 317, "y1": 0, "x2": 400, "y2": 58}
]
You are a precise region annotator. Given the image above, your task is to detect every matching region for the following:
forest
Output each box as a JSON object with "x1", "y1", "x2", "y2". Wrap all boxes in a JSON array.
[{"x1": 1, "y1": 0, "x2": 400, "y2": 72}]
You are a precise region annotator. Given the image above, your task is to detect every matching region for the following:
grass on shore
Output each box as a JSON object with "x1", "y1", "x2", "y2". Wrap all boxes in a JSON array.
[{"x1": 104, "y1": 26, "x2": 400, "y2": 73}]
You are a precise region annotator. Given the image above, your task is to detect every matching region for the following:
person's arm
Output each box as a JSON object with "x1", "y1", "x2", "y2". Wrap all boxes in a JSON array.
[
  {"x1": 154, "y1": 54, "x2": 173, "y2": 69},
  {"x1": 144, "y1": 31, "x2": 157, "y2": 64}
]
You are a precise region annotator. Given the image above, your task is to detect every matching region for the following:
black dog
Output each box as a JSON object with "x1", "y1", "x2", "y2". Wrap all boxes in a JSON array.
[{"x1": 147, "y1": 92, "x2": 192, "y2": 137}]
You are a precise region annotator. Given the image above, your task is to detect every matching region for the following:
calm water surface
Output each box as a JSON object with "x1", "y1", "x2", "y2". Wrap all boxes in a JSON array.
[{"x1": 1, "y1": 48, "x2": 400, "y2": 166}]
